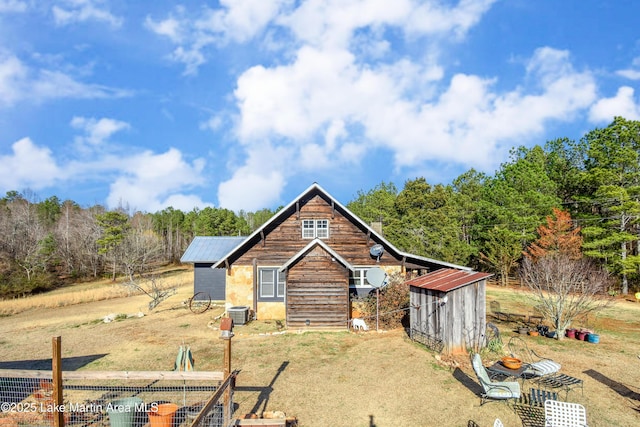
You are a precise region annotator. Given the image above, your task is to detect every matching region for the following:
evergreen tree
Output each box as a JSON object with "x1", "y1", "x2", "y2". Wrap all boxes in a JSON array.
[
  {"x1": 525, "y1": 208, "x2": 582, "y2": 261},
  {"x1": 578, "y1": 117, "x2": 640, "y2": 294}
]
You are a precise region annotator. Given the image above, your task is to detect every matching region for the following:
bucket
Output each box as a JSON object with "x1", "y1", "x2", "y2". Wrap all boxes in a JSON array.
[
  {"x1": 148, "y1": 403, "x2": 179, "y2": 427},
  {"x1": 565, "y1": 329, "x2": 576, "y2": 339},
  {"x1": 107, "y1": 397, "x2": 143, "y2": 427},
  {"x1": 587, "y1": 333, "x2": 600, "y2": 344}
]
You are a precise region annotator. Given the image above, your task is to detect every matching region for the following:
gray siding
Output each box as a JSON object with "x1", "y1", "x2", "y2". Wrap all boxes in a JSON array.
[
  {"x1": 410, "y1": 280, "x2": 486, "y2": 354},
  {"x1": 194, "y1": 263, "x2": 226, "y2": 301}
]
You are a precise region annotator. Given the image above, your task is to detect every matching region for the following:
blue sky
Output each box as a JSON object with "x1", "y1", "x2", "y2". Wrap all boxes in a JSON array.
[{"x1": 1, "y1": 0, "x2": 639, "y2": 213}]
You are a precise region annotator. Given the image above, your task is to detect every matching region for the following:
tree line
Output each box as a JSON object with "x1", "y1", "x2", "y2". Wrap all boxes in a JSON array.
[
  {"x1": 346, "y1": 116, "x2": 640, "y2": 295},
  {"x1": 0, "y1": 192, "x2": 277, "y2": 297},
  {"x1": 1, "y1": 116, "x2": 639, "y2": 298}
]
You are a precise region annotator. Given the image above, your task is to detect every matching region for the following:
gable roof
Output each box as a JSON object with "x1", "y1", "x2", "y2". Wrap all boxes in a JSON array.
[
  {"x1": 279, "y1": 238, "x2": 355, "y2": 272},
  {"x1": 405, "y1": 268, "x2": 493, "y2": 293},
  {"x1": 180, "y1": 236, "x2": 247, "y2": 263},
  {"x1": 211, "y1": 182, "x2": 470, "y2": 271}
]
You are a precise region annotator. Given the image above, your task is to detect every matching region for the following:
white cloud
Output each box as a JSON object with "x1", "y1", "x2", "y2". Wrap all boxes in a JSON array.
[
  {"x1": 71, "y1": 116, "x2": 131, "y2": 147},
  {"x1": 149, "y1": 0, "x2": 497, "y2": 76},
  {"x1": 218, "y1": 169, "x2": 285, "y2": 212},
  {"x1": 146, "y1": 0, "x2": 290, "y2": 75},
  {"x1": 0, "y1": 53, "x2": 130, "y2": 107},
  {"x1": 616, "y1": 56, "x2": 640, "y2": 80},
  {"x1": 617, "y1": 69, "x2": 640, "y2": 80},
  {"x1": 0, "y1": 135, "x2": 212, "y2": 213},
  {"x1": 52, "y1": 0, "x2": 122, "y2": 28},
  {"x1": 210, "y1": 0, "x2": 291, "y2": 44},
  {"x1": 589, "y1": 86, "x2": 640, "y2": 123},
  {"x1": 217, "y1": 142, "x2": 290, "y2": 211},
  {"x1": 232, "y1": 43, "x2": 596, "y2": 179},
  {"x1": 32, "y1": 69, "x2": 129, "y2": 100},
  {"x1": 0, "y1": 53, "x2": 27, "y2": 106},
  {"x1": 0, "y1": 0, "x2": 27, "y2": 13},
  {"x1": 144, "y1": 15, "x2": 183, "y2": 43},
  {"x1": 105, "y1": 148, "x2": 208, "y2": 212},
  {"x1": 0, "y1": 138, "x2": 64, "y2": 192}
]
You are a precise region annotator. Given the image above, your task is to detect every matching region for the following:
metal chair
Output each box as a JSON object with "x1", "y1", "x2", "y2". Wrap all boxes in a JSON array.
[
  {"x1": 544, "y1": 399, "x2": 588, "y2": 426},
  {"x1": 470, "y1": 353, "x2": 521, "y2": 405},
  {"x1": 508, "y1": 336, "x2": 561, "y2": 377}
]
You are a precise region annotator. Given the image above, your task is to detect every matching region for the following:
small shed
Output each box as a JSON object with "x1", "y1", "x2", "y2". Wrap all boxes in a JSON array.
[
  {"x1": 181, "y1": 236, "x2": 246, "y2": 301},
  {"x1": 407, "y1": 268, "x2": 492, "y2": 354}
]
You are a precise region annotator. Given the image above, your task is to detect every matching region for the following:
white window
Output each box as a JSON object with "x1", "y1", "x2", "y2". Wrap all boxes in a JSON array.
[
  {"x1": 301, "y1": 219, "x2": 330, "y2": 239},
  {"x1": 316, "y1": 219, "x2": 329, "y2": 238},
  {"x1": 259, "y1": 268, "x2": 285, "y2": 300},
  {"x1": 349, "y1": 268, "x2": 373, "y2": 288}
]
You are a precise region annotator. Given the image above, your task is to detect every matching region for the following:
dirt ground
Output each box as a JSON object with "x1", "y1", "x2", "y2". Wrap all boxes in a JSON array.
[{"x1": 1, "y1": 273, "x2": 639, "y2": 426}]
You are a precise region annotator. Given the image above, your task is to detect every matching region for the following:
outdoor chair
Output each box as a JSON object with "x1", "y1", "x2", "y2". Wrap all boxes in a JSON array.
[
  {"x1": 470, "y1": 353, "x2": 521, "y2": 405},
  {"x1": 508, "y1": 336, "x2": 561, "y2": 377},
  {"x1": 513, "y1": 387, "x2": 558, "y2": 426},
  {"x1": 544, "y1": 399, "x2": 588, "y2": 426}
]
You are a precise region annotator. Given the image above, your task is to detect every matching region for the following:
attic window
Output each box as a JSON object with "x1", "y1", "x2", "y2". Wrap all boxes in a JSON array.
[{"x1": 302, "y1": 219, "x2": 329, "y2": 239}]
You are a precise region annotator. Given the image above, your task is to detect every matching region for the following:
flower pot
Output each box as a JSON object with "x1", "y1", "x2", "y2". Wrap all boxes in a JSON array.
[
  {"x1": 565, "y1": 329, "x2": 576, "y2": 339},
  {"x1": 148, "y1": 403, "x2": 179, "y2": 427},
  {"x1": 107, "y1": 397, "x2": 143, "y2": 427}
]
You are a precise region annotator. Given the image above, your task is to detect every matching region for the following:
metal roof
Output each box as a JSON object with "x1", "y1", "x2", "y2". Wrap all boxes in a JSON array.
[
  {"x1": 405, "y1": 268, "x2": 493, "y2": 293},
  {"x1": 180, "y1": 236, "x2": 248, "y2": 263}
]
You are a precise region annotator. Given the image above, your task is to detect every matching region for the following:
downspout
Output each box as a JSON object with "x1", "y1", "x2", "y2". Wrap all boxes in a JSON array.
[{"x1": 252, "y1": 258, "x2": 258, "y2": 319}]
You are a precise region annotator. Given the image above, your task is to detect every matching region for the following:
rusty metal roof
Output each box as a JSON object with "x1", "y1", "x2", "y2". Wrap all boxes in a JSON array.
[{"x1": 406, "y1": 268, "x2": 493, "y2": 293}]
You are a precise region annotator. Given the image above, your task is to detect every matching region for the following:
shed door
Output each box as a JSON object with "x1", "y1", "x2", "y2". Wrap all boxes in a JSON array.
[{"x1": 286, "y1": 247, "x2": 349, "y2": 328}]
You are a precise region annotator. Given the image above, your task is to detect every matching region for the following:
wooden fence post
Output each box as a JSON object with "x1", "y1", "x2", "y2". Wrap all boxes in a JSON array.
[
  {"x1": 52, "y1": 336, "x2": 64, "y2": 427},
  {"x1": 219, "y1": 317, "x2": 234, "y2": 423},
  {"x1": 223, "y1": 332, "x2": 233, "y2": 421}
]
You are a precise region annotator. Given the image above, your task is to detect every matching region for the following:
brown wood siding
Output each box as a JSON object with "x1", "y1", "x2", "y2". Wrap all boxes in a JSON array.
[
  {"x1": 286, "y1": 246, "x2": 349, "y2": 328},
  {"x1": 235, "y1": 195, "x2": 401, "y2": 267}
]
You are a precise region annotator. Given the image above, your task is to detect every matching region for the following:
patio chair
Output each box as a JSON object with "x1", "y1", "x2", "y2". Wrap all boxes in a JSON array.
[
  {"x1": 508, "y1": 336, "x2": 561, "y2": 377},
  {"x1": 470, "y1": 353, "x2": 521, "y2": 405},
  {"x1": 544, "y1": 399, "x2": 588, "y2": 426}
]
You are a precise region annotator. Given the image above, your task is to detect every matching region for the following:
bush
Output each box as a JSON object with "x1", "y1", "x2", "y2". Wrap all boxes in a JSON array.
[{"x1": 362, "y1": 272, "x2": 409, "y2": 330}]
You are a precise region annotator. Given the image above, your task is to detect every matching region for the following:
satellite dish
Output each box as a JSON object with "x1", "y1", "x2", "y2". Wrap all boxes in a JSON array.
[
  {"x1": 369, "y1": 244, "x2": 384, "y2": 260},
  {"x1": 366, "y1": 267, "x2": 387, "y2": 288}
]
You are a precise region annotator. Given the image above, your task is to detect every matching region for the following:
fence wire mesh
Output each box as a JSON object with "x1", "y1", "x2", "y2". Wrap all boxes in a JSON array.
[{"x1": 0, "y1": 372, "x2": 232, "y2": 427}]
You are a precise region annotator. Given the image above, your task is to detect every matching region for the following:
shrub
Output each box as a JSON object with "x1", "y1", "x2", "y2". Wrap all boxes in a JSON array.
[{"x1": 362, "y1": 272, "x2": 409, "y2": 330}]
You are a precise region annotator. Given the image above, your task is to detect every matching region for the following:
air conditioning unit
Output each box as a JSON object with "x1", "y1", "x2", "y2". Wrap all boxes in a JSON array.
[{"x1": 228, "y1": 306, "x2": 249, "y2": 325}]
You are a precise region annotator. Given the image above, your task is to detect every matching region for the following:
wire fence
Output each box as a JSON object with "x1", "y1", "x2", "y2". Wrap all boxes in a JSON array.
[{"x1": 0, "y1": 370, "x2": 235, "y2": 427}]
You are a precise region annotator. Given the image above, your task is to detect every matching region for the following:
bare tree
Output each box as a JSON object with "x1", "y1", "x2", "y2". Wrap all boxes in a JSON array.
[
  {"x1": 520, "y1": 254, "x2": 613, "y2": 339},
  {"x1": 125, "y1": 275, "x2": 176, "y2": 310},
  {"x1": 120, "y1": 214, "x2": 163, "y2": 281}
]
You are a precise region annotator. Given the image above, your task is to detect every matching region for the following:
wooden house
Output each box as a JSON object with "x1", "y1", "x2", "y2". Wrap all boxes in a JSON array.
[
  {"x1": 407, "y1": 268, "x2": 493, "y2": 354},
  {"x1": 211, "y1": 183, "x2": 468, "y2": 329},
  {"x1": 181, "y1": 236, "x2": 247, "y2": 301}
]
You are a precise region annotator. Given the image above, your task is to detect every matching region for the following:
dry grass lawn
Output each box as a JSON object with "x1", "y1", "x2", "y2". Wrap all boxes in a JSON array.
[{"x1": 1, "y1": 268, "x2": 639, "y2": 426}]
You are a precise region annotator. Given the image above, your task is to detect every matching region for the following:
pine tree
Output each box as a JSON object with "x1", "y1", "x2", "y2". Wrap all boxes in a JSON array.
[{"x1": 525, "y1": 208, "x2": 582, "y2": 261}]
